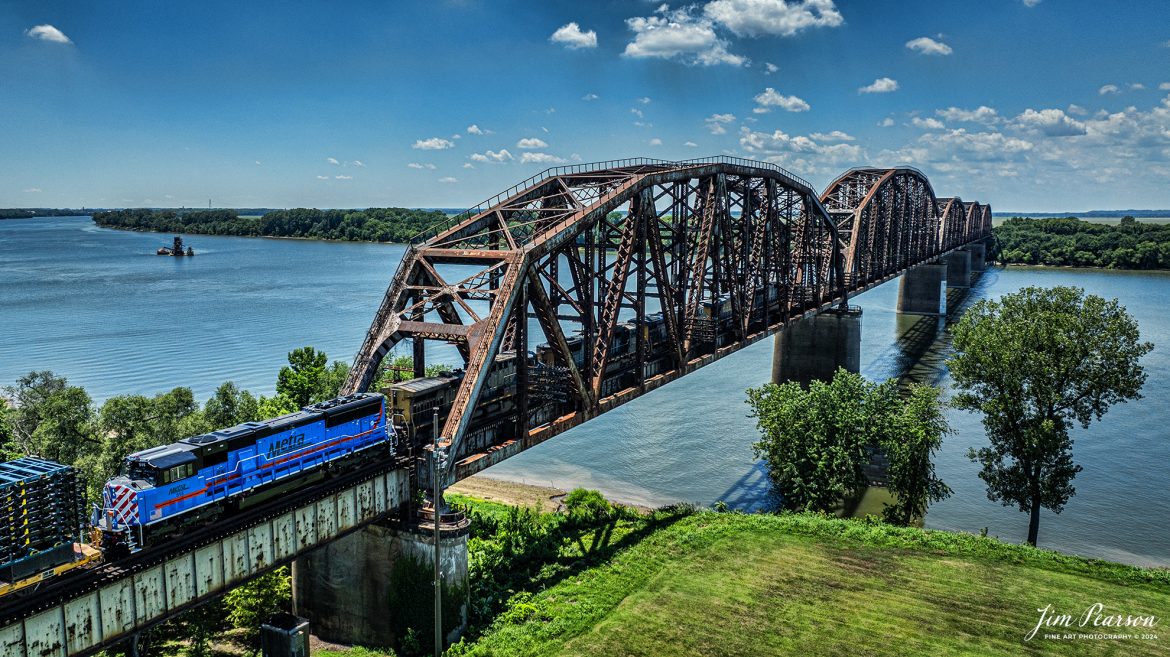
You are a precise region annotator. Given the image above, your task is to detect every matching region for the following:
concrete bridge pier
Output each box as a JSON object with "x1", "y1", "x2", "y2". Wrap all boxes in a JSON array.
[
  {"x1": 944, "y1": 249, "x2": 972, "y2": 289},
  {"x1": 293, "y1": 515, "x2": 471, "y2": 651},
  {"x1": 896, "y1": 263, "x2": 946, "y2": 315},
  {"x1": 964, "y1": 242, "x2": 987, "y2": 272},
  {"x1": 772, "y1": 306, "x2": 862, "y2": 387}
]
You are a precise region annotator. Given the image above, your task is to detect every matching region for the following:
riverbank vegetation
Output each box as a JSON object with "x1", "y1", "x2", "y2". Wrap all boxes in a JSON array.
[
  {"x1": 91, "y1": 207, "x2": 449, "y2": 243},
  {"x1": 993, "y1": 216, "x2": 1170, "y2": 268}
]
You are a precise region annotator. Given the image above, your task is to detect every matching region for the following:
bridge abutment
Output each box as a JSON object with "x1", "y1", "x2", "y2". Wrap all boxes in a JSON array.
[
  {"x1": 896, "y1": 263, "x2": 946, "y2": 315},
  {"x1": 772, "y1": 306, "x2": 862, "y2": 387},
  {"x1": 292, "y1": 516, "x2": 470, "y2": 651},
  {"x1": 944, "y1": 250, "x2": 972, "y2": 288}
]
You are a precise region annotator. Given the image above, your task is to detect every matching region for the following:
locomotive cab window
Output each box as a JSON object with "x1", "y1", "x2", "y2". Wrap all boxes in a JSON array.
[
  {"x1": 123, "y1": 460, "x2": 161, "y2": 485},
  {"x1": 163, "y1": 463, "x2": 196, "y2": 484}
]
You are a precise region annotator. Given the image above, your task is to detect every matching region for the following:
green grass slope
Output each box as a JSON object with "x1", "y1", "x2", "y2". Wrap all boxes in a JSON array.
[{"x1": 454, "y1": 511, "x2": 1168, "y2": 657}]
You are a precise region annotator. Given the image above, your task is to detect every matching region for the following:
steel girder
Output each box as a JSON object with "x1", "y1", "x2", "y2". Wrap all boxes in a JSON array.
[
  {"x1": 344, "y1": 158, "x2": 991, "y2": 485},
  {"x1": 820, "y1": 167, "x2": 941, "y2": 287}
]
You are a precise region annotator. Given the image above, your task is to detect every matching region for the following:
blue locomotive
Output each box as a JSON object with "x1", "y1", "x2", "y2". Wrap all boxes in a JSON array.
[{"x1": 99, "y1": 392, "x2": 392, "y2": 552}]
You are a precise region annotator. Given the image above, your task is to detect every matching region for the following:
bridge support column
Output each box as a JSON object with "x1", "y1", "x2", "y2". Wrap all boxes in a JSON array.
[
  {"x1": 897, "y1": 264, "x2": 946, "y2": 315},
  {"x1": 292, "y1": 516, "x2": 470, "y2": 651},
  {"x1": 944, "y1": 250, "x2": 972, "y2": 289},
  {"x1": 963, "y1": 242, "x2": 987, "y2": 272},
  {"x1": 772, "y1": 306, "x2": 862, "y2": 387}
]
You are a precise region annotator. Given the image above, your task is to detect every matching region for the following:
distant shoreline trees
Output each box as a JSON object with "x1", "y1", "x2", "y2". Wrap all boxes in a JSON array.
[
  {"x1": 91, "y1": 207, "x2": 450, "y2": 243},
  {"x1": 993, "y1": 216, "x2": 1170, "y2": 269}
]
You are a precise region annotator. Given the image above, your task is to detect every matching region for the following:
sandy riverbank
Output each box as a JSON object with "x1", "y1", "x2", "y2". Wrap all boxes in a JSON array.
[{"x1": 448, "y1": 475, "x2": 654, "y2": 514}]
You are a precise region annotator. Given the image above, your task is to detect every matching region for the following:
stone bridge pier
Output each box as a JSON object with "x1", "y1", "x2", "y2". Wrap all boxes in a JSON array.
[
  {"x1": 772, "y1": 306, "x2": 863, "y2": 387},
  {"x1": 293, "y1": 515, "x2": 471, "y2": 650}
]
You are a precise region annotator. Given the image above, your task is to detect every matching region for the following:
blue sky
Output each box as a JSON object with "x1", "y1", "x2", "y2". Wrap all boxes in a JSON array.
[{"x1": 2, "y1": 0, "x2": 1168, "y2": 212}]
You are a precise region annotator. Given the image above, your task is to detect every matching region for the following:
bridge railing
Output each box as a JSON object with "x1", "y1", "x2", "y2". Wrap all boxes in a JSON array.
[{"x1": 406, "y1": 156, "x2": 813, "y2": 246}]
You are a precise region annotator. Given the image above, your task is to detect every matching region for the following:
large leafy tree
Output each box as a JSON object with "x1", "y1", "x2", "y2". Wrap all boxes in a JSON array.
[
  {"x1": 748, "y1": 369, "x2": 951, "y2": 519},
  {"x1": 2, "y1": 371, "x2": 98, "y2": 465},
  {"x1": 203, "y1": 381, "x2": 259, "y2": 429},
  {"x1": 948, "y1": 286, "x2": 1151, "y2": 546},
  {"x1": 276, "y1": 346, "x2": 331, "y2": 406},
  {"x1": 881, "y1": 385, "x2": 953, "y2": 525}
]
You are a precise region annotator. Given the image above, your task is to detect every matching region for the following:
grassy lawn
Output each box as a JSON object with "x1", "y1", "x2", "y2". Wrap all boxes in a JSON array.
[{"x1": 456, "y1": 511, "x2": 1169, "y2": 657}]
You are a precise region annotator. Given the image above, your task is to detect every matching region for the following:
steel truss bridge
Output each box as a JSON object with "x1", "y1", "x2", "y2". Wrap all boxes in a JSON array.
[
  {"x1": 0, "y1": 157, "x2": 990, "y2": 657},
  {"x1": 342, "y1": 156, "x2": 991, "y2": 484}
]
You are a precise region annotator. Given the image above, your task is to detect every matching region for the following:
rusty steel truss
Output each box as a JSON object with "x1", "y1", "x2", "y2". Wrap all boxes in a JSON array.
[{"x1": 341, "y1": 157, "x2": 990, "y2": 484}]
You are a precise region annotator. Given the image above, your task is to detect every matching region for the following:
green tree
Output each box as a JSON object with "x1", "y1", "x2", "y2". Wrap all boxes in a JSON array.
[
  {"x1": 948, "y1": 286, "x2": 1151, "y2": 546},
  {"x1": 748, "y1": 371, "x2": 881, "y2": 513},
  {"x1": 3, "y1": 371, "x2": 98, "y2": 465},
  {"x1": 204, "y1": 381, "x2": 259, "y2": 429},
  {"x1": 223, "y1": 567, "x2": 291, "y2": 646},
  {"x1": 257, "y1": 394, "x2": 300, "y2": 420},
  {"x1": 318, "y1": 360, "x2": 350, "y2": 401},
  {"x1": 880, "y1": 385, "x2": 953, "y2": 525},
  {"x1": 748, "y1": 370, "x2": 951, "y2": 521},
  {"x1": 276, "y1": 347, "x2": 328, "y2": 406}
]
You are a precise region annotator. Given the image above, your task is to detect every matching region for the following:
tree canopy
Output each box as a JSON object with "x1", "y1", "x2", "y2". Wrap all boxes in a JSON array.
[
  {"x1": 747, "y1": 370, "x2": 951, "y2": 522},
  {"x1": 91, "y1": 207, "x2": 449, "y2": 243},
  {"x1": 947, "y1": 286, "x2": 1152, "y2": 545},
  {"x1": 994, "y1": 216, "x2": 1170, "y2": 269}
]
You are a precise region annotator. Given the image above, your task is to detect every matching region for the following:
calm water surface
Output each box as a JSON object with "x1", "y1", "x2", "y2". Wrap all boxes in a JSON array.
[{"x1": 2, "y1": 217, "x2": 1168, "y2": 566}]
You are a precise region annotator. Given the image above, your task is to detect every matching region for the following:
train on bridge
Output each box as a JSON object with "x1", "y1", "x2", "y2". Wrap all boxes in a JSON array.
[{"x1": 0, "y1": 393, "x2": 391, "y2": 599}]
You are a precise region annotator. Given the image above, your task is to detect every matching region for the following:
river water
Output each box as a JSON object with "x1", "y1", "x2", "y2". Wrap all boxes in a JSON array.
[{"x1": 2, "y1": 217, "x2": 1167, "y2": 566}]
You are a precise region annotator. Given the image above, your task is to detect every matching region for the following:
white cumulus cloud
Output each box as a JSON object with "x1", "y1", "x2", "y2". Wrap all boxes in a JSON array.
[
  {"x1": 912, "y1": 117, "x2": 945, "y2": 130},
  {"x1": 859, "y1": 77, "x2": 898, "y2": 94},
  {"x1": 649, "y1": 138, "x2": 663, "y2": 146},
  {"x1": 326, "y1": 157, "x2": 340, "y2": 165},
  {"x1": 754, "y1": 87, "x2": 809, "y2": 113},
  {"x1": 467, "y1": 124, "x2": 493, "y2": 135},
  {"x1": 23, "y1": 187, "x2": 42, "y2": 193},
  {"x1": 335, "y1": 175, "x2": 352, "y2": 180},
  {"x1": 878, "y1": 117, "x2": 895, "y2": 127},
  {"x1": 469, "y1": 149, "x2": 514, "y2": 163},
  {"x1": 623, "y1": 6, "x2": 745, "y2": 67},
  {"x1": 684, "y1": 141, "x2": 699, "y2": 147},
  {"x1": 809, "y1": 130, "x2": 855, "y2": 141},
  {"x1": 439, "y1": 177, "x2": 458, "y2": 184},
  {"x1": 517, "y1": 138, "x2": 549, "y2": 149},
  {"x1": 24, "y1": 24, "x2": 71, "y2": 44},
  {"x1": 1022, "y1": 0, "x2": 1041, "y2": 6},
  {"x1": 764, "y1": 62, "x2": 778, "y2": 75},
  {"x1": 906, "y1": 36, "x2": 952, "y2": 56},
  {"x1": 408, "y1": 162, "x2": 437, "y2": 170},
  {"x1": 520, "y1": 152, "x2": 567, "y2": 164},
  {"x1": 1013, "y1": 108, "x2": 1087, "y2": 137},
  {"x1": 412, "y1": 137, "x2": 455, "y2": 150},
  {"x1": 703, "y1": 0, "x2": 843, "y2": 37},
  {"x1": 705, "y1": 113, "x2": 736, "y2": 134},
  {"x1": 582, "y1": 93, "x2": 600, "y2": 101},
  {"x1": 937, "y1": 106, "x2": 1000, "y2": 124},
  {"x1": 1099, "y1": 84, "x2": 1120, "y2": 95},
  {"x1": 550, "y1": 22, "x2": 598, "y2": 49}
]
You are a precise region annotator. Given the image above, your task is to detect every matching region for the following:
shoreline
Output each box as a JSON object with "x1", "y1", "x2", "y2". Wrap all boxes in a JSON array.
[{"x1": 448, "y1": 475, "x2": 654, "y2": 514}]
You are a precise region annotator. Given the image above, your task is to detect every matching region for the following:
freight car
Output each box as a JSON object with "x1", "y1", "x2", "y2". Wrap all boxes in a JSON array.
[
  {"x1": 98, "y1": 392, "x2": 392, "y2": 554},
  {"x1": 0, "y1": 458, "x2": 98, "y2": 598}
]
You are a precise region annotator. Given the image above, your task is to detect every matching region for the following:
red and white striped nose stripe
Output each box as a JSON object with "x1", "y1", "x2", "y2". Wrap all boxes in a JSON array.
[{"x1": 105, "y1": 484, "x2": 139, "y2": 527}]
